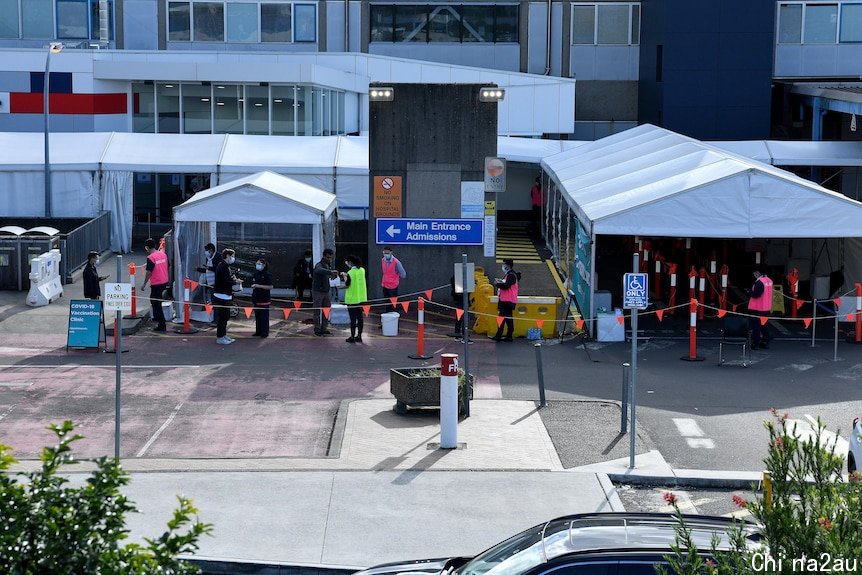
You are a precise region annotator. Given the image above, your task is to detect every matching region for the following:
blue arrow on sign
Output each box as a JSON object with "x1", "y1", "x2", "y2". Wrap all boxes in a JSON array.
[{"x1": 375, "y1": 218, "x2": 484, "y2": 245}]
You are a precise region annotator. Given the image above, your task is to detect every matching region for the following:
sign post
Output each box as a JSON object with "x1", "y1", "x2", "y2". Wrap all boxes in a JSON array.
[
  {"x1": 623, "y1": 260, "x2": 647, "y2": 469},
  {"x1": 102, "y1": 257, "x2": 131, "y2": 458}
]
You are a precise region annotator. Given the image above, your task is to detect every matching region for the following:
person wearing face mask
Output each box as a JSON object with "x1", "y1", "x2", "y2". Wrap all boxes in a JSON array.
[
  {"x1": 490, "y1": 258, "x2": 520, "y2": 342},
  {"x1": 250, "y1": 258, "x2": 274, "y2": 338},
  {"x1": 213, "y1": 248, "x2": 239, "y2": 344},
  {"x1": 380, "y1": 246, "x2": 407, "y2": 312},
  {"x1": 312, "y1": 248, "x2": 338, "y2": 336},
  {"x1": 195, "y1": 243, "x2": 222, "y2": 303},
  {"x1": 141, "y1": 238, "x2": 170, "y2": 332},
  {"x1": 341, "y1": 255, "x2": 367, "y2": 343},
  {"x1": 82, "y1": 251, "x2": 109, "y2": 300},
  {"x1": 292, "y1": 249, "x2": 314, "y2": 301}
]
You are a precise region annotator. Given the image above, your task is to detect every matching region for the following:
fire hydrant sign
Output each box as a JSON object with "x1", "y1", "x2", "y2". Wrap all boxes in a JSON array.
[{"x1": 104, "y1": 283, "x2": 132, "y2": 311}]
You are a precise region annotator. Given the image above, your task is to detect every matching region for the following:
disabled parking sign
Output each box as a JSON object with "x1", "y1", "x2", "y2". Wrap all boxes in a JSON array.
[{"x1": 623, "y1": 273, "x2": 648, "y2": 309}]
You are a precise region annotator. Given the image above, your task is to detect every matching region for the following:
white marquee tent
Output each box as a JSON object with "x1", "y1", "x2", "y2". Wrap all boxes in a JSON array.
[{"x1": 171, "y1": 171, "x2": 337, "y2": 322}]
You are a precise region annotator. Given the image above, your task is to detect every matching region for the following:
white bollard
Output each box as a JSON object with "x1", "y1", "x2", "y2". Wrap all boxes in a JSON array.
[{"x1": 440, "y1": 353, "x2": 459, "y2": 449}]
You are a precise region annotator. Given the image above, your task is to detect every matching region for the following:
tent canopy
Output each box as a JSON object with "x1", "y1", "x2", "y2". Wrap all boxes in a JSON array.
[
  {"x1": 173, "y1": 171, "x2": 337, "y2": 224},
  {"x1": 541, "y1": 124, "x2": 862, "y2": 239}
]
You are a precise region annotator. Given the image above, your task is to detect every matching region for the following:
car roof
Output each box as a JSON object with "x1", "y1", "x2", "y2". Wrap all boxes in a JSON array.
[{"x1": 540, "y1": 513, "x2": 759, "y2": 558}]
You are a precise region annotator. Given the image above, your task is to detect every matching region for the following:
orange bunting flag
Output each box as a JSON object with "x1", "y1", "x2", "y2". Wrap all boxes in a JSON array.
[
  {"x1": 389, "y1": 296, "x2": 398, "y2": 308},
  {"x1": 847, "y1": 313, "x2": 855, "y2": 322},
  {"x1": 616, "y1": 316, "x2": 625, "y2": 325},
  {"x1": 496, "y1": 316, "x2": 505, "y2": 327},
  {"x1": 833, "y1": 298, "x2": 842, "y2": 308},
  {"x1": 425, "y1": 289, "x2": 433, "y2": 301},
  {"x1": 656, "y1": 309, "x2": 665, "y2": 322},
  {"x1": 322, "y1": 307, "x2": 331, "y2": 319},
  {"x1": 190, "y1": 280, "x2": 199, "y2": 290},
  {"x1": 205, "y1": 304, "x2": 213, "y2": 314},
  {"x1": 717, "y1": 309, "x2": 727, "y2": 318},
  {"x1": 575, "y1": 319, "x2": 585, "y2": 330},
  {"x1": 794, "y1": 299, "x2": 804, "y2": 310},
  {"x1": 362, "y1": 304, "x2": 371, "y2": 317},
  {"x1": 803, "y1": 317, "x2": 812, "y2": 329},
  {"x1": 760, "y1": 316, "x2": 769, "y2": 326},
  {"x1": 455, "y1": 308, "x2": 464, "y2": 320},
  {"x1": 536, "y1": 319, "x2": 544, "y2": 329},
  {"x1": 282, "y1": 308, "x2": 292, "y2": 320},
  {"x1": 244, "y1": 307, "x2": 253, "y2": 319},
  {"x1": 293, "y1": 300, "x2": 303, "y2": 310},
  {"x1": 400, "y1": 301, "x2": 410, "y2": 313},
  {"x1": 731, "y1": 304, "x2": 738, "y2": 312}
]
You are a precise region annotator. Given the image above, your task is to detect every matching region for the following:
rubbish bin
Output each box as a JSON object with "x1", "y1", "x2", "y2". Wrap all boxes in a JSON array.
[{"x1": 381, "y1": 312, "x2": 400, "y2": 336}]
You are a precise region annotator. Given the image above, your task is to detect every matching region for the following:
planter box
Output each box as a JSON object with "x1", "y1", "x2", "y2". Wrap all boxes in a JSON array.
[{"x1": 389, "y1": 367, "x2": 472, "y2": 416}]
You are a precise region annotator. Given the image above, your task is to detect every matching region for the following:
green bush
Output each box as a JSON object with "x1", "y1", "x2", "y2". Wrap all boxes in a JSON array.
[{"x1": 0, "y1": 421, "x2": 212, "y2": 574}]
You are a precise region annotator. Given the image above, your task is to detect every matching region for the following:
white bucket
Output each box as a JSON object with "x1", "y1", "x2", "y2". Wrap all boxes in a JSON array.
[{"x1": 381, "y1": 312, "x2": 400, "y2": 336}]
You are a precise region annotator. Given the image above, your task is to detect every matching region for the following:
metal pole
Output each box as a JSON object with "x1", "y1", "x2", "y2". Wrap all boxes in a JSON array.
[
  {"x1": 44, "y1": 48, "x2": 52, "y2": 218},
  {"x1": 534, "y1": 342, "x2": 546, "y2": 408},
  {"x1": 461, "y1": 253, "x2": 470, "y2": 418},
  {"x1": 114, "y1": 255, "x2": 123, "y2": 458},
  {"x1": 629, "y1": 252, "x2": 639, "y2": 470},
  {"x1": 620, "y1": 362, "x2": 630, "y2": 433},
  {"x1": 834, "y1": 312, "x2": 839, "y2": 362},
  {"x1": 811, "y1": 298, "x2": 817, "y2": 347}
]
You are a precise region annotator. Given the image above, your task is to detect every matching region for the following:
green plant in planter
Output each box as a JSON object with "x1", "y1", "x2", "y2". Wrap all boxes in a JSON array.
[{"x1": 389, "y1": 366, "x2": 473, "y2": 416}]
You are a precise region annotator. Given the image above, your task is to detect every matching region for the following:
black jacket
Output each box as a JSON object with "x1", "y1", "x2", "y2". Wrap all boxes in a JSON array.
[
  {"x1": 83, "y1": 263, "x2": 100, "y2": 299},
  {"x1": 213, "y1": 261, "x2": 235, "y2": 297}
]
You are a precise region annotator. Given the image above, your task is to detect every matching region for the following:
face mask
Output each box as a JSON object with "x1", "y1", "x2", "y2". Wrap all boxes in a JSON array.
[
  {"x1": 305, "y1": 257, "x2": 312, "y2": 263},
  {"x1": 95, "y1": 258, "x2": 100, "y2": 266},
  {"x1": 227, "y1": 256, "x2": 236, "y2": 265},
  {"x1": 205, "y1": 250, "x2": 213, "y2": 258},
  {"x1": 255, "y1": 263, "x2": 264, "y2": 271},
  {"x1": 502, "y1": 266, "x2": 509, "y2": 273},
  {"x1": 345, "y1": 262, "x2": 351, "y2": 268},
  {"x1": 384, "y1": 253, "x2": 392, "y2": 261}
]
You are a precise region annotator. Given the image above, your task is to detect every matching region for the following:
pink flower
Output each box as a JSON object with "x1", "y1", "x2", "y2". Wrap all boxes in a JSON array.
[
  {"x1": 732, "y1": 495, "x2": 747, "y2": 509},
  {"x1": 663, "y1": 491, "x2": 677, "y2": 506},
  {"x1": 770, "y1": 407, "x2": 778, "y2": 418},
  {"x1": 705, "y1": 559, "x2": 715, "y2": 568},
  {"x1": 818, "y1": 516, "x2": 833, "y2": 532},
  {"x1": 850, "y1": 471, "x2": 862, "y2": 483},
  {"x1": 771, "y1": 436, "x2": 785, "y2": 450}
]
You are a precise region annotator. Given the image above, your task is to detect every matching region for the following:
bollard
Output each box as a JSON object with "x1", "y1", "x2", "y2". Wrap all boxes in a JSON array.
[
  {"x1": 668, "y1": 263, "x2": 677, "y2": 315},
  {"x1": 534, "y1": 342, "x2": 546, "y2": 408},
  {"x1": 855, "y1": 283, "x2": 862, "y2": 343},
  {"x1": 688, "y1": 266, "x2": 697, "y2": 304},
  {"x1": 708, "y1": 251, "x2": 718, "y2": 303},
  {"x1": 681, "y1": 298, "x2": 704, "y2": 361},
  {"x1": 440, "y1": 353, "x2": 459, "y2": 449},
  {"x1": 654, "y1": 256, "x2": 662, "y2": 300},
  {"x1": 754, "y1": 243, "x2": 762, "y2": 265},
  {"x1": 762, "y1": 471, "x2": 772, "y2": 509},
  {"x1": 697, "y1": 268, "x2": 706, "y2": 320},
  {"x1": 128, "y1": 263, "x2": 137, "y2": 317},
  {"x1": 684, "y1": 238, "x2": 692, "y2": 277},
  {"x1": 408, "y1": 297, "x2": 432, "y2": 359},
  {"x1": 174, "y1": 277, "x2": 199, "y2": 334},
  {"x1": 787, "y1": 268, "x2": 800, "y2": 319},
  {"x1": 720, "y1": 264, "x2": 729, "y2": 311},
  {"x1": 620, "y1": 362, "x2": 630, "y2": 433}
]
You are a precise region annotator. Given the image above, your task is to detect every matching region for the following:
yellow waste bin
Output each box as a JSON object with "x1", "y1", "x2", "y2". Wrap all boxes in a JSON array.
[{"x1": 771, "y1": 285, "x2": 785, "y2": 316}]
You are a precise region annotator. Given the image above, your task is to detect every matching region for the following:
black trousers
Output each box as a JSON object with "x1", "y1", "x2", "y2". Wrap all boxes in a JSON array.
[
  {"x1": 348, "y1": 305, "x2": 364, "y2": 336},
  {"x1": 494, "y1": 301, "x2": 515, "y2": 339},
  {"x1": 150, "y1": 283, "x2": 167, "y2": 328},
  {"x1": 382, "y1": 286, "x2": 399, "y2": 311},
  {"x1": 215, "y1": 300, "x2": 231, "y2": 338},
  {"x1": 255, "y1": 306, "x2": 270, "y2": 336}
]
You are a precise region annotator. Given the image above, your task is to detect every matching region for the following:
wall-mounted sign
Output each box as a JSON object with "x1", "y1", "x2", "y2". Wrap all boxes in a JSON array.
[{"x1": 373, "y1": 176, "x2": 403, "y2": 217}]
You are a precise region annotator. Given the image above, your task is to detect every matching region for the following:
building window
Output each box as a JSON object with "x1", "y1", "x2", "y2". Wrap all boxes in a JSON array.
[
  {"x1": 133, "y1": 82, "x2": 156, "y2": 133},
  {"x1": 23, "y1": 0, "x2": 55, "y2": 39},
  {"x1": 0, "y1": 0, "x2": 19, "y2": 38},
  {"x1": 805, "y1": 3, "x2": 838, "y2": 43},
  {"x1": 778, "y1": 3, "x2": 803, "y2": 43},
  {"x1": 214, "y1": 84, "x2": 244, "y2": 133},
  {"x1": 371, "y1": 3, "x2": 519, "y2": 43},
  {"x1": 571, "y1": 3, "x2": 639, "y2": 45},
  {"x1": 841, "y1": 3, "x2": 862, "y2": 41},
  {"x1": 58, "y1": 0, "x2": 89, "y2": 39},
  {"x1": 167, "y1": 1, "x2": 314, "y2": 44}
]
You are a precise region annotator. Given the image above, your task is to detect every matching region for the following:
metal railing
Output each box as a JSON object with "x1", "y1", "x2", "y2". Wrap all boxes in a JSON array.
[{"x1": 60, "y1": 211, "x2": 111, "y2": 283}]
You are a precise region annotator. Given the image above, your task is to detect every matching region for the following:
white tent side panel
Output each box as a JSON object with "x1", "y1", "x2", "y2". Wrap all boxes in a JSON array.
[{"x1": 174, "y1": 187, "x2": 329, "y2": 224}]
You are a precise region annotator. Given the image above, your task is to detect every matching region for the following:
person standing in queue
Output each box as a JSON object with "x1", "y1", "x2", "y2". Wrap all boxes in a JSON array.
[
  {"x1": 293, "y1": 249, "x2": 314, "y2": 300},
  {"x1": 251, "y1": 258, "x2": 273, "y2": 338},
  {"x1": 490, "y1": 258, "x2": 519, "y2": 342},
  {"x1": 381, "y1": 246, "x2": 407, "y2": 311},
  {"x1": 196, "y1": 242, "x2": 222, "y2": 303},
  {"x1": 312, "y1": 248, "x2": 338, "y2": 336},
  {"x1": 213, "y1": 248, "x2": 238, "y2": 345},
  {"x1": 341, "y1": 255, "x2": 367, "y2": 343},
  {"x1": 141, "y1": 238, "x2": 169, "y2": 332},
  {"x1": 748, "y1": 265, "x2": 773, "y2": 350},
  {"x1": 82, "y1": 251, "x2": 108, "y2": 300}
]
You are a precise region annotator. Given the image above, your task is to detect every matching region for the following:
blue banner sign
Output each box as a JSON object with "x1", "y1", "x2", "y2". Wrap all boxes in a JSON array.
[
  {"x1": 67, "y1": 299, "x2": 103, "y2": 349},
  {"x1": 375, "y1": 218, "x2": 484, "y2": 245}
]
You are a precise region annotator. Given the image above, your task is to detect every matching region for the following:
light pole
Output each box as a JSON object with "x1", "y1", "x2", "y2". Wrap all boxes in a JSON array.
[{"x1": 44, "y1": 42, "x2": 63, "y2": 218}]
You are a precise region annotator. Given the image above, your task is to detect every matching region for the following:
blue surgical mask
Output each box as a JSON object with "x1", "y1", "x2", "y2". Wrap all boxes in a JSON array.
[
  {"x1": 226, "y1": 256, "x2": 236, "y2": 265},
  {"x1": 94, "y1": 258, "x2": 100, "y2": 266},
  {"x1": 384, "y1": 253, "x2": 393, "y2": 261},
  {"x1": 255, "y1": 263, "x2": 264, "y2": 271},
  {"x1": 502, "y1": 266, "x2": 509, "y2": 273},
  {"x1": 305, "y1": 257, "x2": 312, "y2": 263}
]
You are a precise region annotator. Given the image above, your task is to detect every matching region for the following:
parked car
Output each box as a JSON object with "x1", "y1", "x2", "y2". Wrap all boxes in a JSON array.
[
  {"x1": 849, "y1": 417, "x2": 861, "y2": 474},
  {"x1": 353, "y1": 513, "x2": 761, "y2": 575}
]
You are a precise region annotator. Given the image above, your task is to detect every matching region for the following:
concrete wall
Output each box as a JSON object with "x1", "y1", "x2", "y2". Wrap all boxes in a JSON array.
[{"x1": 367, "y1": 83, "x2": 498, "y2": 300}]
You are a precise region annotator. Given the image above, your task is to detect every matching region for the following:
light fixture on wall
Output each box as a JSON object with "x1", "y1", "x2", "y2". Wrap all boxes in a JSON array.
[
  {"x1": 479, "y1": 87, "x2": 505, "y2": 102},
  {"x1": 369, "y1": 87, "x2": 394, "y2": 101}
]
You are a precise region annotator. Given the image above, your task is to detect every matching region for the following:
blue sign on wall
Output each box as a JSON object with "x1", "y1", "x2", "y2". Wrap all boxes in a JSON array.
[
  {"x1": 375, "y1": 218, "x2": 484, "y2": 245},
  {"x1": 67, "y1": 299, "x2": 104, "y2": 349}
]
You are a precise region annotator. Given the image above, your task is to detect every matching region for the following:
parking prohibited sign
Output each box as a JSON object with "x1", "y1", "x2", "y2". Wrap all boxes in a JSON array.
[{"x1": 623, "y1": 273, "x2": 648, "y2": 309}]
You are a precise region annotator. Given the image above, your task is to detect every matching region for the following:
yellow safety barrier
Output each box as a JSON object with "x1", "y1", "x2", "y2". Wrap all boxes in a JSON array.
[
  {"x1": 489, "y1": 295, "x2": 561, "y2": 338},
  {"x1": 772, "y1": 285, "x2": 785, "y2": 316},
  {"x1": 473, "y1": 282, "x2": 495, "y2": 334}
]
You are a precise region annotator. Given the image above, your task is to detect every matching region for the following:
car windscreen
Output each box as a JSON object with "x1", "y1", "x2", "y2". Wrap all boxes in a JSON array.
[{"x1": 455, "y1": 521, "x2": 570, "y2": 575}]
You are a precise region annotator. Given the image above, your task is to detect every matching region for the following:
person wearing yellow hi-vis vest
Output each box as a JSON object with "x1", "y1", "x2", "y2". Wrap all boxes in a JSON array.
[{"x1": 341, "y1": 255, "x2": 367, "y2": 343}]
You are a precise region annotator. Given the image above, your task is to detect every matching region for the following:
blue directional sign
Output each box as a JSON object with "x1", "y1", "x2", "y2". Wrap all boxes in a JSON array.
[
  {"x1": 376, "y1": 218, "x2": 484, "y2": 245},
  {"x1": 623, "y1": 273, "x2": 649, "y2": 309}
]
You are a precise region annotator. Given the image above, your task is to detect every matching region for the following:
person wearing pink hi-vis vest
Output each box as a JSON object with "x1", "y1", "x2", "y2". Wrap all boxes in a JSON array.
[
  {"x1": 491, "y1": 258, "x2": 520, "y2": 342},
  {"x1": 381, "y1": 246, "x2": 407, "y2": 312},
  {"x1": 748, "y1": 266, "x2": 773, "y2": 349},
  {"x1": 141, "y1": 238, "x2": 170, "y2": 332}
]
